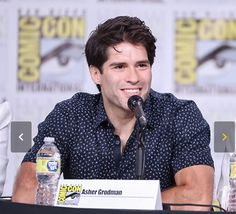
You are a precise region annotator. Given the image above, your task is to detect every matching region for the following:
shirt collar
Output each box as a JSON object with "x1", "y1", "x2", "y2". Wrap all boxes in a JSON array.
[
  {"x1": 143, "y1": 89, "x2": 162, "y2": 129},
  {"x1": 93, "y1": 89, "x2": 162, "y2": 129},
  {"x1": 94, "y1": 95, "x2": 110, "y2": 128}
]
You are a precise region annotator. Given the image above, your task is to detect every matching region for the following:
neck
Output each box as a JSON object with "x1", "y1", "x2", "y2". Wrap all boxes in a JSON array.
[
  {"x1": 104, "y1": 103, "x2": 136, "y2": 149},
  {"x1": 107, "y1": 107, "x2": 136, "y2": 133}
]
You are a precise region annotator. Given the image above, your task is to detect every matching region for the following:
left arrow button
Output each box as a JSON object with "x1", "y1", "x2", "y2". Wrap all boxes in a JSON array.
[
  {"x1": 11, "y1": 121, "x2": 32, "y2": 152},
  {"x1": 19, "y1": 133, "x2": 24, "y2": 141}
]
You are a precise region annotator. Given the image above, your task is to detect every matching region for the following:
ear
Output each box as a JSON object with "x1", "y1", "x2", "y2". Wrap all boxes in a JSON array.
[{"x1": 89, "y1": 65, "x2": 101, "y2": 85}]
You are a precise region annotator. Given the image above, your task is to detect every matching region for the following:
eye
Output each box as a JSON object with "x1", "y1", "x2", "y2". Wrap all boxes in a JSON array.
[
  {"x1": 113, "y1": 64, "x2": 125, "y2": 70},
  {"x1": 139, "y1": 63, "x2": 147, "y2": 67},
  {"x1": 137, "y1": 63, "x2": 150, "y2": 69},
  {"x1": 115, "y1": 65, "x2": 123, "y2": 69}
]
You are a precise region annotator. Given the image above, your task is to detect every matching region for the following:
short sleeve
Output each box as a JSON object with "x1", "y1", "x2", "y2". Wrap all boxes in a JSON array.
[
  {"x1": 22, "y1": 101, "x2": 74, "y2": 173},
  {"x1": 171, "y1": 100, "x2": 214, "y2": 175}
]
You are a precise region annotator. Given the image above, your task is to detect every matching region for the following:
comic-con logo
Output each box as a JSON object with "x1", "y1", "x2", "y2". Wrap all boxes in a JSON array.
[{"x1": 57, "y1": 184, "x2": 82, "y2": 206}]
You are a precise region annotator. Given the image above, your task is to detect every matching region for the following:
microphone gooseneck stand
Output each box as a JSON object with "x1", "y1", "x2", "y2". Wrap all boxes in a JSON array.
[
  {"x1": 127, "y1": 95, "x2": 147, "y2": 180},
  {"x1": 136, "y1": 126, "x2": 146, "y2": 180}
]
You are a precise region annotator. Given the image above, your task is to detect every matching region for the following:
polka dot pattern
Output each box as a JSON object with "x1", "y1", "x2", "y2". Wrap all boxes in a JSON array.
[{"x1": 23, "y1": 89, "x2": 214, "y2": 191}]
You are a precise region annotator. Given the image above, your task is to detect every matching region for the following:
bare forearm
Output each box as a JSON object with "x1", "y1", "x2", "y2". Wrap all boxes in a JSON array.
[
  {"x1": 12, "y1": 162, "x2": 38, "y2": 204},
  {"x1": 161, "y1": 185, "x2": 213, "y2": 211},
  {"x1": 12, "y1": 181, "x2": 37, "y2": 204}
]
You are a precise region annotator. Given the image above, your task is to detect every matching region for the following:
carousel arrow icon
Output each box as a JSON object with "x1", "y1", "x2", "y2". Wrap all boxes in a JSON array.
[
  {"x1": 19, "y1": 133, "x2": 24, "y2": 142},
  {"x1": 222, "y1": 133, "x2": 228, "y2": 141}
]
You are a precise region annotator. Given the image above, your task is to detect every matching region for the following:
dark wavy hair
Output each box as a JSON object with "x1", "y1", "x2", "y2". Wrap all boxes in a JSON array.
[{"x1": 85, "y1": 16, "x2": 156, "y2": 90}]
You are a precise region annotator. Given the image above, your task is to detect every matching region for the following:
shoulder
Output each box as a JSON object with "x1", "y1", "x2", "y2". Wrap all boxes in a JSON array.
[
  {"x1": 41, "y1": 92, "x2": 101, "y2": 126},
  {"x1": 149, "y1": 89, "x2": 198, "y2": 114},
  {"x1": 54, "y1": 92, "x2": 101, "y2": 114},
  {"x1": 150, "y1": 91, "x2": 209, "y2": 137}
]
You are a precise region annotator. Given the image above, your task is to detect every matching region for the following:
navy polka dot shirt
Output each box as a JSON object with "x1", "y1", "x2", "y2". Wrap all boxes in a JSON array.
[{"x1": 23, "y1": 89, "x2": 214, "y2": 191}]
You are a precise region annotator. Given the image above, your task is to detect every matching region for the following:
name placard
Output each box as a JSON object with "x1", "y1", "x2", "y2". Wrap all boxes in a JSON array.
[{"x1": 55, "y1": 179, "x2": 162, "y2": 210}]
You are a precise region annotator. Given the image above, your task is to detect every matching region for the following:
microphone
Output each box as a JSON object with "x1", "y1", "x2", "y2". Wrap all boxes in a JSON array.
[{"x1": 127, "y1": 95, "x2": 147, "y2": 128}]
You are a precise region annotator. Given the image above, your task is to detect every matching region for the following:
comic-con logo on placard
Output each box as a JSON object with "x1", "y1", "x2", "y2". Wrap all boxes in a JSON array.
[
  {"x1": 57, "y1": 184, "x2": 82, "y2": 206},
  {"x1": 175, "y1": 14, "x2": 236, "y2": 93},
  {"x1": 17, "y1": 10, "x2": 86, "y2": 92}
]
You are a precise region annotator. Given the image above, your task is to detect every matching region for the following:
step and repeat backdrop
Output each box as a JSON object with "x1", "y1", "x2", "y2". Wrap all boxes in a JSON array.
[{"x1": 1, "y1": 0, "x2": 236, "y2": 198}]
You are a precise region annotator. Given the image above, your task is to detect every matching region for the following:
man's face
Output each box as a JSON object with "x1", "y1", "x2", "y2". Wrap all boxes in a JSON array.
[{"x1": 91, "y1": 42, "x2": 152, "y2": 113}]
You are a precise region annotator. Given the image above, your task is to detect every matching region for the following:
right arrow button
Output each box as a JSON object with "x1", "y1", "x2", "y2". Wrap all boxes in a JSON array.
[{"x1": 222, "y1": 132, "x2": 228, "y2": 141}]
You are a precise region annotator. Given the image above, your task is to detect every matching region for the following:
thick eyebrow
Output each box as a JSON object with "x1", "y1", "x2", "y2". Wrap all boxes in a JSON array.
[
  {"x1": 109, "y1": 62, "x2": 126, "y2": 67},
  {"x1": 109, "y1": 60, "x2": 150, "y2": 67},
  {"x1": 136, "y1": 60, "x2": 150, "y2": 65}
]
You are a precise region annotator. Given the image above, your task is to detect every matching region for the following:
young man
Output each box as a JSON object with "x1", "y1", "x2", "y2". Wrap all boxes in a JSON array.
[{"x1": 12, "y1": 16, "x2": 214, "y2": 210}]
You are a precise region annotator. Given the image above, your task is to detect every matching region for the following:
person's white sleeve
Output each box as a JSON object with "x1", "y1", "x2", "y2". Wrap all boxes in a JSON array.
[{"x1": 0, "y1": 101, "x2": 11, "y2": 196}]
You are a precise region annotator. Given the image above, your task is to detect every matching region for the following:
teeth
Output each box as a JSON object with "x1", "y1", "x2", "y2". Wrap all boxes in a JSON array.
[{"x1": 123, "y1": 89, "x2": 140, "y2": 93}]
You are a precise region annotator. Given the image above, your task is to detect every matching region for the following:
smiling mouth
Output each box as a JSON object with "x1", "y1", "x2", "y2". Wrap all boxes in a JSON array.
[{"x1": 122, "y1": 88, "x2": 141, "y2": 95}]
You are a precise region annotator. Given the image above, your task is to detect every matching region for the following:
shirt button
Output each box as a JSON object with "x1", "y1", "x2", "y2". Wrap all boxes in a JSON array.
[{"x1": 115, "y1": 140, "x2": 120, "y2": 146}]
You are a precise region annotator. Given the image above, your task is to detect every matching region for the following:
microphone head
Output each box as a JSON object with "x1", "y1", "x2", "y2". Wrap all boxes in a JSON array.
[{"x1": 127, "y1": 95, "x2": 144, "y2": 111}]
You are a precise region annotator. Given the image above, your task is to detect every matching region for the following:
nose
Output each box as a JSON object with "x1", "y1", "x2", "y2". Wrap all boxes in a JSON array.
[{"x1": 126, "y1": 67, "x2": 139, "y2": 84}]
